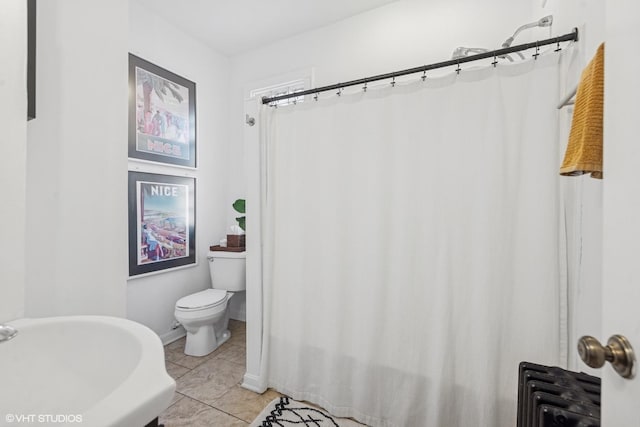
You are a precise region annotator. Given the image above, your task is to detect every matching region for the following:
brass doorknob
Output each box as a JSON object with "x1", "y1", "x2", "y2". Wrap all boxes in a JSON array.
[{"x1": 578, "y1": 335, "x2": 636, "y2": 379}]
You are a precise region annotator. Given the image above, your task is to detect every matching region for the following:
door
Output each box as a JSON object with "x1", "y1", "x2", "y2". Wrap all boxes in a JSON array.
[{"x1": 600, "y1": 2, "x2": 640, "y2": 424}]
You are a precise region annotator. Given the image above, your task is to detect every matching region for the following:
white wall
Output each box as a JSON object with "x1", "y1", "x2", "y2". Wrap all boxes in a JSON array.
[
  {"x1": 230, "y1": 0, "x2": 606, "y2": 387},
  {"x1": 0, "y1": 0, "x2": 27, "y2": 323},
  {"x1": 25, "y1": 0, "x2": 128, "y2": 318},
  {"x1": 18, "y1": 0, "x2": 238, "y2": 342},
  {"x1": 127, "y1": 0, "x2": 236, "y2": 342}
]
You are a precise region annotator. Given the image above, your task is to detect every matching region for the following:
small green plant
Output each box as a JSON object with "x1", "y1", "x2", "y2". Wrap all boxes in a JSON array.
[{"x1": 233, "y1": 199, "x2": 245, "y2": 231}]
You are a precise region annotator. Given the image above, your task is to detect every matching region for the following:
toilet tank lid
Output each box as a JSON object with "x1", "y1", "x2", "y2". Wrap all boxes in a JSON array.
[
  {"x1": 176, "y1": 289, "x2": 227, "y2": 309},
  {"x1": 208, "y1": 250, "x2": 246, "y2": 259}
]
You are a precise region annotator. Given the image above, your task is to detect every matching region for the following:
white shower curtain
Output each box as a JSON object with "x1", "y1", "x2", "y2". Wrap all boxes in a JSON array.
[{"x1": 259, "y1": 50, "x2": 570, "y2": 427}]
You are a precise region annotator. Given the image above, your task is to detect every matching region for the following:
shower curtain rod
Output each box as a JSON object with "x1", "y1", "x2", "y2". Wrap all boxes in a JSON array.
[{"x1": 262, "y1": 28, "x2": 578, "y2": 105}]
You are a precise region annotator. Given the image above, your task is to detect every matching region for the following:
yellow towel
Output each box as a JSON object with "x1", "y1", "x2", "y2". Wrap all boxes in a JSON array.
[{"x1": 560, "y1": 43, "x2": 604, "y2": 179}]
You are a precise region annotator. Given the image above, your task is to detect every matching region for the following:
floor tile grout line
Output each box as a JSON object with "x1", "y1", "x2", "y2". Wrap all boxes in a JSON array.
[
  {"x1": 165, "y1": 361, "x2": 194, "y2": 378},
  {"x1": 209, "y1": 386, "x2": 256, "y2": 424},
  {"x1": 165, "y1": 356, "x2": 210, "y2": 370},
  {"x1": 179, "y1": 394, "x2": 250, "y2": 424},
  {"x1": 166, "y1": 343, "x2": 246, "y2": 370},
  {"x1": 173, "y1": 366, "x2": 246, "y2": 400},
  {"x1": 170, "y1": 371, "x2": 190, "y2": 380},
  {"x1": 164, "y1": 392, "x2": 186, "y2": 410}
]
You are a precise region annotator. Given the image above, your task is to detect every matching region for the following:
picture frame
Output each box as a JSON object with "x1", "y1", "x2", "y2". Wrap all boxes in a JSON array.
[
  {"x1": 27, "y1": 0, "x2": 36, "y2": 120},
  {"x1": 128, "y1": 54, "x2": 197, "y2": 168},
  {"x1": 128, "y1": 171, "x2": 196, "y2": 277}
]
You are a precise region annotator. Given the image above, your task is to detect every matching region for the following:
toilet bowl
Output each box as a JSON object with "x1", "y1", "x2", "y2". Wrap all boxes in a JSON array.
[
  {"x1": 175, "y1": 289, "x2": 232, "y2": 356},
  {"x1": 174, "y1": 250, "x2": 246, "y2": 356}
]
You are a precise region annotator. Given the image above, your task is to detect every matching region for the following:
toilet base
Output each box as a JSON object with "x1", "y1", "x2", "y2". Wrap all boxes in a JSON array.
[{"x1": 184, "y1": 327, "x2": 230, "y2": 357}]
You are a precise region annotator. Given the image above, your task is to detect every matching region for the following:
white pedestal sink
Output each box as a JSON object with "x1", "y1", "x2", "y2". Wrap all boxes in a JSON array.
[{"x1": 0, "y1": 316, "x2": 175, "y2": 427}]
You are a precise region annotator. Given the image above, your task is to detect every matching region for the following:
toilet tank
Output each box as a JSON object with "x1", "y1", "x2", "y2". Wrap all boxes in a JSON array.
[{"x1": 207, "y1": 250, "x2": 246, "y2": 291}]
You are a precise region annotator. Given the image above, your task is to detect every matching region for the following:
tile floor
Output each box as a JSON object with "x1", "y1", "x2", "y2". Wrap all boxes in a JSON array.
[{"x1": 160, "y1": 320, "x2": 281, "y2": 427}]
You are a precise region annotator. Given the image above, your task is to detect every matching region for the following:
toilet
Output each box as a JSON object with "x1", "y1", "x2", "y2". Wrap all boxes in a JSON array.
[{"x1": 174, "y1": 250, "x2": 246, "y2": 356}]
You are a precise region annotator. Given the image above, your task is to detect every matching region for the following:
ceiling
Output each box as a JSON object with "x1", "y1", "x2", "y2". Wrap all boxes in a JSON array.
[{"x1": 134, "y1": 0, "x2": 400, "y2": 56}]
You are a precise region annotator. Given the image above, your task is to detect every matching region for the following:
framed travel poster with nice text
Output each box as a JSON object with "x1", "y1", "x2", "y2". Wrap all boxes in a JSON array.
[
  {"x1": 128, "y1": 171, "x2": 196, "y2": 277},
  {"x1": 128, "y1": 54, "x2": 197, "y2": 168}
]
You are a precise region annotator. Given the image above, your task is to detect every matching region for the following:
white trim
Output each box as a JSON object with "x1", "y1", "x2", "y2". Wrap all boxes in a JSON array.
[
  {"x1": 244, "y1": 97, "x2": 264, "y2": 395},
  {"x1": 249, "y1": 78, "x2": 310, "y2": 107},
  {"x1": 241, "y1": 372, "x2": 267, "y2": 393},
  {"x1": 127, "y1": 157, "x2": 198, "y2": 172},
  {"x1": 243, "y1": 67, "x2": 315, "y2": 101},
  {"x1": 127, "y1": 260, "x2": 198, "y2": 281},
  {"x1": 160, "y1": 328, "x2": 185, "y2": 346},
  {"x1": 249, "y1": 78, "x2": 308, "y2": 98},
  {"x1": 229, "y1": 298, "x2": 247, "y2": 322}
]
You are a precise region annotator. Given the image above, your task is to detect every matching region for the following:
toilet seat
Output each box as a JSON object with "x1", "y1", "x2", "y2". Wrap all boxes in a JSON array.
[{"x1": 176, "y1": 289, "x2": 227, "y2": 311}]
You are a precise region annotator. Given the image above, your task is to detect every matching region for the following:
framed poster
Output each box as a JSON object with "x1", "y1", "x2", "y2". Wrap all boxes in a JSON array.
[
  {"x1": 128, "y1": 171, "x2": 196, "y2": 277},
  {"x1": 129, "y1": 54, "x2": 197, "y2": 168},
  {"x1": 27, "y1": 0, "x2": 36, "y2": 120}
]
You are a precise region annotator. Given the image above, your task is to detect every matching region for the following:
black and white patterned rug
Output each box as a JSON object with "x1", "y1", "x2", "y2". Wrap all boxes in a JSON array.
[{"x1": 250, "y1": 396, "x2": 364, "y2": 427}]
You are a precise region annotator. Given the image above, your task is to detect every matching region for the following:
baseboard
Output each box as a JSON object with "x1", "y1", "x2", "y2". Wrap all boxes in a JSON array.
[
  {"x1": 242, "y1": 372, "x2": 267, "y2": 393},
  {"x1": 229, "y1": 306, "x2": 246, "y2": 322},
  {"x1": 160, "y1": 327, "x2": 185, "y2": 346}
]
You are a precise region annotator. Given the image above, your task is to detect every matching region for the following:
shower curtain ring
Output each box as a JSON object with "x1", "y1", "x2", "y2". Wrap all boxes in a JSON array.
[
  {"x1": 363, "y1": 82, "x2": 368, "y2": 92},
  {"x1": 391, "y1": 76, "x2": 396, "y2": 87},
  {"x1": 492, "y1": 53, "x2": 498, "y2": 68},
  {"x1": 554, "y1": 40, "x2": 562, "y2": 52},
  {"x1": 455, "y1": 59, "x2": 461, "y2": 75},
  {"x1": 533, "y1": 41, "x2": 540, "y2": 60},
  {"x1": 421, "y1": 70, "x2": 427, "y2": 82},
  {"x1": 337, "y1": 87, "x2": 343, "y2": 97},
  {"x1": 314, "y1": 93, "x2": 319, "y2": 101}
]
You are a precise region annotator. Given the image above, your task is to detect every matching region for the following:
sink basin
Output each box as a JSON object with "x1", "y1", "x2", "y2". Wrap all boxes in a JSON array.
[{"x1": 0, "y1": 316, "x2": 175, "y2": 427}]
